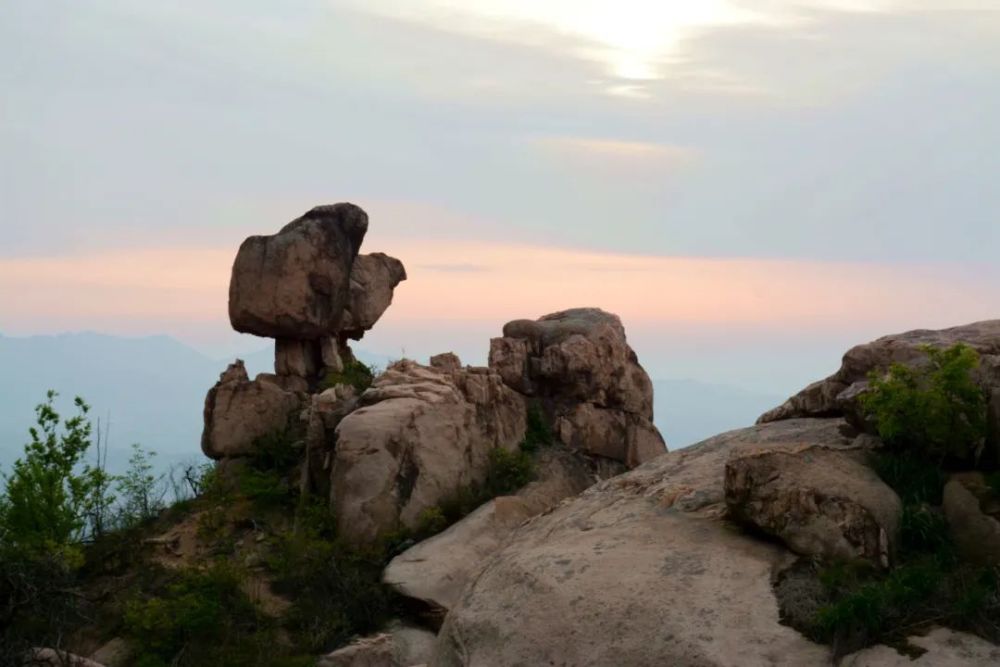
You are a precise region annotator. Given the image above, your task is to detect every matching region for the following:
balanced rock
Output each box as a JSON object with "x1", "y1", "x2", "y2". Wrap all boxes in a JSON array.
[
  {"x1": 725, "y1": 446, "x2": 901, "y2": 567},
  {"x1": 758, "y1": 321, "x2": 1000, "y2": 462},
  {"x1": 341, "y1": 253, "x2": 408, "y2": 340},
  {"x1": 201, "y1": 361, "x2": 302, "y2": 460},
  {"x1": 489, "y1": 308, "x2": 665, "y2": 467},
  {"x1": 383, "y1": 446, "x2": 620, "y2": 615},
  {"x1": 229, "y1": 204, "x2": 370, "y2": 339},
  {"x1": 433, "y1": 418, "x2": 865, "y2": 667},
  {"x1": 331, "y1": 358, "x2": 526, "y2": 544}
]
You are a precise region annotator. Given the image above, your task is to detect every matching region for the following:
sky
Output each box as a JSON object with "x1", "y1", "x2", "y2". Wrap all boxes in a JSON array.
[{"x1": 2, "y1": 0, "x2": 999, "y2": 394}]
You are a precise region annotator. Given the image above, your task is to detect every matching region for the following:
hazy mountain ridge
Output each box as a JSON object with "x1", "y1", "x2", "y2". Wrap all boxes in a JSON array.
[{"x1": 0, "y1": 332, "x2": 779, "y2": 472}]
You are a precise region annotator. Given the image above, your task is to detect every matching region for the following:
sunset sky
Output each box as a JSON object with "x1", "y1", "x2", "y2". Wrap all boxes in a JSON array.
[{"x1": 3, "y1": 0, "x2": 999, "y2": 393}]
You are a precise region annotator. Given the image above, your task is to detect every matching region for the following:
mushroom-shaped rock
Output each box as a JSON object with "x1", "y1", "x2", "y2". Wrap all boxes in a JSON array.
[
  {"x1": 331, "y1": 359, "x2": 526, "y2": 544},
  {"x1": 341, "y1": 252, "x2": 407, "y2": 340},
  {"x1": 489, "y1": 308, "x2": 665, "y2": 467},
  {"x1": 725, "y1": 446, "x2": 901, "y2": 567},
  {"x1": 229, "y1": 203, "x2": 369, "y2": 339}
]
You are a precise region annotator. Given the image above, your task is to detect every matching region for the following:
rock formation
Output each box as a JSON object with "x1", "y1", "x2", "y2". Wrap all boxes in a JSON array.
[
  {"x1": 331, "y1": 357, "x2": 527, "y2": 544},
  {"x1": 489, "y1": 308, "x2": 666, "y2": 467},
  {"x1": 228, "y1": 202, "x2": 406, "y2": 389},
  {"x1": 758, "y1": 320, "x2": 1000, "y2": 464}
]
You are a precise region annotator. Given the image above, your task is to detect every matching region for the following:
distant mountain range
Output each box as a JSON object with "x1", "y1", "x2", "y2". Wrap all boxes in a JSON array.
[{"x1": 0, "y1": 333, "x2": 782, "y2": 473}]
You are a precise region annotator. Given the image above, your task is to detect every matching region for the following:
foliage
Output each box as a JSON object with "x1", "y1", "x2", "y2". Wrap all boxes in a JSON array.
[
  {"x1": 268, "y1": 499, "x2": 397, "y2": 652},
  {"x1": 117, "y1": 443, "x2": 166, "y2": 528},
  {"x1": 123, "y1": 563, "x2": 276, "y2": 666},
  {"x1": 860, "y1": 344, "x2": 988, "y2": 464},
  {"x1": 870, "y1": 451, "x2": 946, "y2": 506},
  {"x1": 321, "y1": 359, "x2": 376, "y2": 394},
  {"x1": 520, "y1": 402, "x2": 554, "y2": 453},
  {"x1": 0, "y1": 391, "x2": 112, "y2": 553}
]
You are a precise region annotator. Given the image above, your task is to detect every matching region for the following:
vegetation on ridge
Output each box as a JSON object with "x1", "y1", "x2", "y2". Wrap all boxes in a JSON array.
[{"x1": 776, "y1": 344, "x2": 1000, "y2": 659}]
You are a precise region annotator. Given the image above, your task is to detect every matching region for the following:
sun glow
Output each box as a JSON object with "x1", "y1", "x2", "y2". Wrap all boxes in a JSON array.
[{"x1": 352, "y1": 0, "x2": 761, "y2": 84}]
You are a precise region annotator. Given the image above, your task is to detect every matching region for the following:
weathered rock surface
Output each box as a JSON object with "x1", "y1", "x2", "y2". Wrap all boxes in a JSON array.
[
  {"x1": 943, "y1": 474, "x2": 1000, "y2": 566},
  {"x1": 842, "y1": 627, "x2": 1000, "y2": 666},
  {"x1": 489, "y1": 308, "x2": 665, "y2": 466},
  {"x1": 725, "y1": 446, "x2": 901, "y2": 567},
  {"x1": 332, "y1": 359, "x2": 526, "y2": 544},
  {"x1": 317, "y1": 622, "x2": 435, "y2": 667},
  {"x1": 341, "y1": 253, "x2": 408, "y2": 340},
  {"x1": 433, "y1": 418, "x2": 864, "y2": 667},
  {"x1": 229, "y1": 203, "x2": 370, "y2": 339},
  {"x1": 383, "y1": 447, "x2": 619, "y2": 614},
  {"x1": 758, "y1": 321, "x2": 1000, "y2": 463},
  {"x1": 26, "y1": 648, "x2": 107, "y2": 667},
  {"x1": 201, "y1": 361, "x2": 302, "y2": 459}
]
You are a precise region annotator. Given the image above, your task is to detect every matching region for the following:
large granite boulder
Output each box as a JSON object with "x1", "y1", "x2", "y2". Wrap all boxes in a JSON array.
[
  {"x1": 725, "y1": 446, "x2": 901, "y2": 567},
  {"x1": 383, "y1": 447, "x2": 621, "y2": 615},
  {"x1": 489, "y1": 308, "x2": 665, "y2": 467},
  {"x1": 331, "y1": 358, "x2": 526, "y2": 544},
  {"x1": 943, "y1": 474, "x2": 1000, "y2": 566},
  {"x1": 758, "y1": 321, "x2": 1000, "y2": 462},
  {"x1": 201, "y1": 361, "x2": 303, "y2": 460},
  {"x1": 229, "y1": 204, "x2": 369, "y2": 339},
  {"x1": 433, "y1": 418, "x2": 864, "y2": 666}
]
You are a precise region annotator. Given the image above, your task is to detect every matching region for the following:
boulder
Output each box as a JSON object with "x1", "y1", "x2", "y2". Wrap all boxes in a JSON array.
[
  {"x1": 489, "y1": 308, "x2": 665, "y2": 466},
  {"x1": 201, "y1": 361, "x2": 303, "y2": 459},
  {"x1": 758, "y1": 321, "x2": 1000, "y2": 463},
  {"x1": 433, "y1": 418, "x2": 869, "y2": 667},
  {"x1": 725, "y1": 446, "x2": 901, "y2": 567},
  {"x1": 229, "y1": 203, "x2": 369, "y2": 339},
  {"x1": 317, "y1": 622, "x2": 435, "y2": 667},
  {"x1": 25, "y1": 648, "x2": 106, "y2": 667},
  {"x1": 943, "y1": 475, "x2": 1000, "y2": 566},
  {"x1": 341, "y1": 253, "x2": 408, "y2": 340},
  {"x1": 842, "y1": 626, "x2": 1000, "y2": 666},
  {"x1": 88, "y1": 638, "x2": 131, "y2": 667},
  {"x1": 331, "y1": 360, "x2": 526, "y2": 544},
  {"x1": 383, "y1": 447, "x2": 619, "y2": 614}
]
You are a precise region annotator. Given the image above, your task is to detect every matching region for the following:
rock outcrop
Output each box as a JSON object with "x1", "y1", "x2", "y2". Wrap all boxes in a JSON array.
[
  {"x1": 201, "y1": 361, "x2": 303, "y2": 459},
  {"x1": 383, "y1": 447, "x2": 622, "y2": 615},
  {"x1": 725, "y1": 446, "x2": 901, "y2": 567},
  {"x1": 432, "y1": 418, "x2": 860, "y2": 667},
  {"x1": 317, "y1": 622, "x2": 435, "y2": 667},
  {"x1": 489, "y1": 308, "x2": 665, "y2": 467},
  {"x1": 331, "y1": 358, "x2": 527, "y2": 544},
  {"x1": 943, "y1": 474, "x2": 1000, "y2": 566},
  {"x1": 227, "y1": 203, "x2": 405, "y2": 388},
  {"x1": 758, "y1": 320, "x2": 1000, "y2": 463}
]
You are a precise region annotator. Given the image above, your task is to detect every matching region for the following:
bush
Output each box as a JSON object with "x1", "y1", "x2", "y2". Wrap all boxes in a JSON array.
[
  {"x1": 520, "y1": 402, "x2": 553, "y2": 453},
  {"x1": 124, "y1": 563, "x2": 273, "y2": 666},
  {"x1": 321, "y1": 359, "x2": 376, "y2": 394},
  {"x1": 860, "y1": 344, "x2": 987, "y2": 464}
]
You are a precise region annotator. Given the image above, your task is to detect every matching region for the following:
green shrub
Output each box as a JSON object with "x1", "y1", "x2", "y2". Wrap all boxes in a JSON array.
[
  {"x1": 0, "y1": 392, "x2": 112, "y2": 553},
  {"x1": 520, "y1": 402, "x2": 553, "y2": 453},
  {"x1": 860, "y1": 344, "x2": 987, "y2": 464},
  {"x1": 870, "y1": 451, "x2": 946, "y2": 505},
  {"x1": 124, "y1": 563, "x2": 269, "y2": 665},
  {"x1": 484, "y1": 447, "x2": 535, "y2": 496},
  {"x1": 321, "y1": 359, "x2": 376, "y2": 394}
]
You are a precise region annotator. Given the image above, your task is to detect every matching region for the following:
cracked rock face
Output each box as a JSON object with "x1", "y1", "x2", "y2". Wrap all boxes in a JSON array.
[
  {"x1": 330, "y1": 358, "x2": 526, "y2": 545},
  {"x1": 725, "y1": 445, "x2": 901, "y2": 568},
  {"x1": 489, "y1": 308, "x2": 666, "y2": 467}
]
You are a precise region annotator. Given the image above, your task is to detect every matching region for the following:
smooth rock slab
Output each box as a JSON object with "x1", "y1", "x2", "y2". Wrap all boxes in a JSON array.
[{"x1": 433, "y1": 419, "x2": 865, "y2": 667}]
